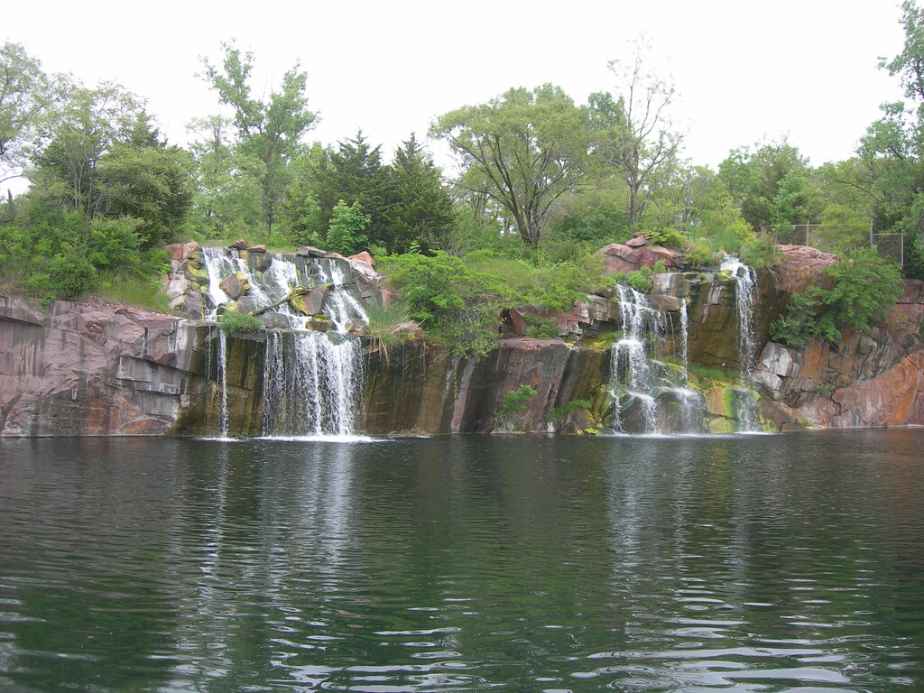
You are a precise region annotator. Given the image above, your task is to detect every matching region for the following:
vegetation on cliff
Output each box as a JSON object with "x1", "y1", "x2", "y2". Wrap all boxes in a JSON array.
[{"x1": 1, "y1": 2, "x2": 923, "y2": 334}]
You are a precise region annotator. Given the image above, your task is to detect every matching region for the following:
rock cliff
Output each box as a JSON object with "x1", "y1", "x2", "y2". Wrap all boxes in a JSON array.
[{"x1": 1, "y1": 239, "x2": 922, "y2": 437}]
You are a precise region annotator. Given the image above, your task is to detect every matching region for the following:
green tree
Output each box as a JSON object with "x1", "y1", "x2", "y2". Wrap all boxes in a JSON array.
[
  {"x1": 97, "y1": 143, "x2": 194, "y2": 248},
  {"x1": 381, "y1": 134, "x2": 454, "y2": 253},
  {"x1": 32, "y1": 82, "x2": 144, "y2": 217},
  {"x1": 0, "y1": 42, "x2": 50, "y2": 188},
  {"x1": 718, "y1": 140, "x2": 820, "y2": 231},
  {"x1": 587, "y1": 48, "x2": 682, "y2": 231},
  {"x1": 432, "y1": 84, "x2": 587, "y2": 247},
  {"x1": 325, "y1": 199, "x2": 369, "y2": 255},
  {"x1": 201, "y1": 41, "x2": 316, "y2": 237}
]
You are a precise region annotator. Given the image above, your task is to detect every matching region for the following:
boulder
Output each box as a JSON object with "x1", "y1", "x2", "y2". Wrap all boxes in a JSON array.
[
  {"x1": 625, "y1": 234, "x2": 648, "y2": 248},
  {"x1": 758, "y1": 342, "x2": 798, "y2": 378},
  {"x1": 220, "y1": 272, "x2": 250, "y2": 300},
  {"x1": 348, "y1": 250, "x2": 375, "y2": 267},
  {"x1": 598, "y1": 242, "x2": 682, "y2": 275},
  {"x1": 307, "y1": 315, "x2": 333, "y2": 332},
  {"x1": 248, "y1": 244, "x2": 267, "y2": 253},
  {"x1": 229, "y1": 239, "x2": 248, "y2": 250},
  {"x1": 288, "y1": 285, "x2": 330, "y2": 315},
  {"x1": 775, "y1": 245, "x2": 837, "y2": 294},
  {"x1": 260, "y1": 312, "x2": 292, "y2": 330}
]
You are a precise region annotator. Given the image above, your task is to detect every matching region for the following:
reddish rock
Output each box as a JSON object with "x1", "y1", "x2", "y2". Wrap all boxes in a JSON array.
[
  {"x1": 831, "y1": 352, "x2": 924, "y2": 427},
  {"x1": 229, "y1": 239, "x2": 248, "y2": 250},
  {"x1": 625, "y1": 234, "x2": 648, "y2": 248},
  {"x1": 390, "y1": 321, "x2": 424, "y2": 339},
  {"x1": 775, "y1": 245, "x2": 837, "y2": 294},
  {"x1": 247, "y1": 244, "x2": 267, "y2": 253},
  {"x1": 348, "y1": 251, "x2": 375, "y2": 267},
  {"x1": 165, "y1": 241, "x2": 200, "y2": 262},
  {"x1": 598, "y1": 242, "x2": 681, "y2": 274}
]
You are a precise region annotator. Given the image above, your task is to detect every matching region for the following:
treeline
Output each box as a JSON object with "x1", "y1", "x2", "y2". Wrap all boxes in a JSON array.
[{"x1": 2, "y1": 4, "x2": 923, "y2": 319}]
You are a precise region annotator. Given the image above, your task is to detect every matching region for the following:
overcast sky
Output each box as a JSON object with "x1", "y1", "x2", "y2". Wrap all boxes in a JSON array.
[{"x1": 3, "y1": 0, "x2": 908, "y2": 194}]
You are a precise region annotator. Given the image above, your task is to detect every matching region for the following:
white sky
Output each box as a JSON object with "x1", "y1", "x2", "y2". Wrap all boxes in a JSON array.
[{"x1": 3, "y1": 0, "x2": 907, "y2": 196}]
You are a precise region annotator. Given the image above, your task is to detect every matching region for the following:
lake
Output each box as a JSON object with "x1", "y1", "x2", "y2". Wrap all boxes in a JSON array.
[{"x1": 1, "y1": 432, "x2": 923, "y2": 691}]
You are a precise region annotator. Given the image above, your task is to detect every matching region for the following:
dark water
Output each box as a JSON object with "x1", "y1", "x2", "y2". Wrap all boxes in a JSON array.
[{"x1": 1, "y1": 432, "x2": 924, "y2": 691}]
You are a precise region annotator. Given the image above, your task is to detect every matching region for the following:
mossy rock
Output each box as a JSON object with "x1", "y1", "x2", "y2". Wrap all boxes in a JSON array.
[{"x1": 307, "y1": 315, "x2": 332, "y2": 332}]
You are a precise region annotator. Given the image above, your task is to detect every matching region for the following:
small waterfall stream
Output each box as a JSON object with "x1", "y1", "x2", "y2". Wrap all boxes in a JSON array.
[
  {"x1": 201, "y1": 247, "x2": 366, "y2": 438},
  {"x1": 609, "y1": 285, "x2": 704, "y2": 435},
  {"x1": 721, "y1": 256, "x2": 760, "y2": 431}
]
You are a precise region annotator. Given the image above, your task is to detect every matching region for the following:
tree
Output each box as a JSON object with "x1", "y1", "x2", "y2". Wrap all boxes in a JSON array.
[
  {"x1": 97, "y1": 143, "x2": 194, "y2": 248},
  {"x1": 0, "y1": 42, "x2": 49, "y2": 188},
  {"x1": 381, "y1": 134, "x2": 454, "y2": 253},
  {"x1": 588, "y1": 48, "x2": 682, "y2": 231},
  {"x1": 187, "y1": 115, "x2": 264, "y2": 237},
  {"x1": 431, "y1": 84, "x2": 587, "y2": 247},
  {"x1": 718, "y1": 141, "x2": 820, "y2": 231},
  {"x1": 32, "y1": 82, "x2": 144, "y2": 217},
  {"x1": 201, "y1": 42, "x2": 316, "y2": 236},
  {"x1": 314, "y1": 131, "x2": 389, "y2": 235},
  {"x1": 325, "y1": 200, "x2": 369, "y2": 255}
]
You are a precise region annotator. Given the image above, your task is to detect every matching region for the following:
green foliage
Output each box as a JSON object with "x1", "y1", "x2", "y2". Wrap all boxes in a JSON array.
[
  {"x1": 325, "y1": 200, "x2": 369, "y2": 255},
  {"x1": 738, "y1": 235, "x2": 781, "y2": 269},
  {"x1": 97, "y1": 143, "x2": 193, "y2": 248},
  {"x1": 365, "y1": 299, "x2": 411, "y2": 348},
  {"x1": 771, "y1": 249, "x2": 903, "y2": 346},
  {"x1": 378, "y1": 251, "x2": 500, "y2": 356},
  {"x1": 432, "y1": 84, "x2": 588, "y2": 247},
  {"x1": 625, "y1": 266, "x2": 654, "y2": 292},
  {"x1": 523, "y1": 314, "x2": 560, "y2": 339},
  {"x1": 218, "y1": 308, "x2": 263, "y2": 334},
  {"x1": 201, "y1": 41, "x2": 316, "y2": 236},
  {"x1": 547, "y1": 398, "x2": 592, "y2": 424},
  {"x1": 496, "y1": 385, "x2": 537, "y2": 424},
  {"x1": 643, "y1": 227, "x2": 685, "y2": 248}
]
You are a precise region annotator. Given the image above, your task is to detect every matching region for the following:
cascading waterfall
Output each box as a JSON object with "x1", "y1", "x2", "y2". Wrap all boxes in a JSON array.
[
  {"x1": 609, "y1": 285, "x2": 664, "y2": 434},
  {"x1": 200, "y1": 246, "x2": 366, "y2": 438},
  {"x1": 721, "y1": 256, "x2": 760, "y2": 431},
  {"x1": 217, "y1": 329, "x2": 230, "y2": 437},
  {"x1": 609, "y1": 286, "x2": 705, "y2": 435}
]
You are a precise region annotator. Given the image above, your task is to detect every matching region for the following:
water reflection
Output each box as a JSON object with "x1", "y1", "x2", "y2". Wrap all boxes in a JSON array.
[{"x1": 0, "y1": 432, "x2": 922, "y2": 690}]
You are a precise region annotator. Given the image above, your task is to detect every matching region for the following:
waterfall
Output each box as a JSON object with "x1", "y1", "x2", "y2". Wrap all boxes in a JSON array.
[
  {"x1": 217, "y1": 329, "x2": 230, "y2": 438},
  {"x1": 609, "y1": 285, "x2": 664, "y2": 434},
  {"x1": 200, "y1": 246, "x2": 367, "y2": 439},
  {"x1": 679, "y1": 298, "x2": 689, "y2": 384},
  {"x1": 721, "y1": 256, "x2": 760, "y2": 431}
]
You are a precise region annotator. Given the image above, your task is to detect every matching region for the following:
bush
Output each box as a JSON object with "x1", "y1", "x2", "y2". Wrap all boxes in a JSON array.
[
  {"x1": 379, "y1": 251, "x2": 501, "y2": 356},
  {"x1": 218, "y1": 309, "x2": 263, "y2": 334},
  {"x1": 325, "y1": 200, "x2": 370, "y2": 256},
  {"x1": 496, "y1": 384, "x2": 537, "y2": 425},
  {"x1": 771, "y1": 249, "x2": 903, "y2": 346},
  {"x1": 524, "y1": 314, "x2": 560, "y2": 338},
  {"x1": 739, "y1": 234, "x2": 781, "y2": 269},
  {"x1": 643, "y1": 227, "x2": 685, "y2": 248}
]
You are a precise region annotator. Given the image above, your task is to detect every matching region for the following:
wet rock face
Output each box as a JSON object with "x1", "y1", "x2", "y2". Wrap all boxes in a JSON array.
[
  {"x1": 0, "y1": 295, "x2": 209, "y2": 436},
  {"x1": 754, "y1": 279, "x2": 924, "y2": 429}
]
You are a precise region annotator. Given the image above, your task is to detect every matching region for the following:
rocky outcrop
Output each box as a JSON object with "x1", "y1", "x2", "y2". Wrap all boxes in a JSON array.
[
  {"x1": 0, "y1": 294, "x2": 210, "y2": 436},
  {"x1": 598, "y1": 234, "x2": 682, "y2": 274},
  {"x1": 775, "y1": 244, "x2": 837, "y2": 293},
  {"x1": 754, "y1": 279, "x2": 924, "y2": 430}
]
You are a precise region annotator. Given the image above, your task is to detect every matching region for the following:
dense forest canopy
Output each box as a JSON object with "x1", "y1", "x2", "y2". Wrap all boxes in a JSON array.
[{"x1": 1, "y1": 2, "x2": 923, "y2": 349}]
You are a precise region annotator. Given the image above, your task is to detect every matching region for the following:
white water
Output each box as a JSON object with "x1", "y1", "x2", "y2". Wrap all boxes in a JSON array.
[
  {"x1": 201, "y1": 247, "x2": 367, "y2": 439},
  {"x1": 721, "y1": 256, "x2": 760, "y2": 431},
  {"x1": 609, "y1": 285, "x2": 666, "y2": 434}
]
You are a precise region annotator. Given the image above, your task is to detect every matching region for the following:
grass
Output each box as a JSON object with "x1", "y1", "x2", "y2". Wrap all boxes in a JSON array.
[{"x1": 95, "y1": 275, "x2": 172, "y2": 313}]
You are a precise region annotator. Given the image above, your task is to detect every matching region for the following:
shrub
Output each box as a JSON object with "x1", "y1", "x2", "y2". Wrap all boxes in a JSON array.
[
  {"x1": 771, "y1": 249, "x2": 903, "y2": 346},
  {"x1": 643, "y1": 227, "x2": 685, "y2": 248},
  {"x1": 739, "y1": 234, "x2": 781, "y2": 269},
  {"x1": 379, "y1": 251, "x2": 501, "y2": 356},
  {"x1": 218, "y1": 309, "x2": 263, "y2": 334},
  {"x1": 524, "y1": 314, "x2": 560, "y2": 338},
  {"x1": 325, "y1": 200, "x2": 369, "y2": 256},
  {"x1": 496, "y1": 385, "x2": 537, "y2": 425},
  {"x1": 547, "y1": 398, "x2": 592, "y2": 424}
]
